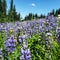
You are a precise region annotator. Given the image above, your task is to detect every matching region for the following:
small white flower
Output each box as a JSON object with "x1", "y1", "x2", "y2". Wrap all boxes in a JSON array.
[{"x1": 46, "y1": 33, "x2": 52, "y2": 36}]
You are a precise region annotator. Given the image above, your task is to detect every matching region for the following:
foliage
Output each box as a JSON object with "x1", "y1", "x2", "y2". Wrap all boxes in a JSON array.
[
  {"x1": 0, "y1": 0, "x2": 21, "y2": 23},
  {"x1": 27, "y1": 32, "x2": 60, "y2": 60},
  {"x1": 24, "y1": 13, "x2": 45, "y2": 21}
]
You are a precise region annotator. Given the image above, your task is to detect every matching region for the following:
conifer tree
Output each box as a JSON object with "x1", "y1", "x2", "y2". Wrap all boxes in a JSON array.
[
  {"x1": 8, "y1": 0, "x2": 14, "y2": 22},
  {"x1": 1, "y1": 0, "x2": 7, "y2": 22},
  {"x1": 34, "y1": 14, "x2": 38, "y2": 19},
  {"x1": 17, "y1": 13, "x2": 20, "y2": 21},
  {"x1": 13, "y1": 5, "x2": 17, "y2": 21},
  {"x1": 0, "y1": 0, "x2": 2, "y2": 18},
  {"x1": 2, "y1": 0, "x2": 6, "y2": 16},
  {"x1": 10, "y1": 0, "x2": 13, "y2": 11},
  {"x1": 0, "y1": 0, "x2": 3, "y2": 22}
]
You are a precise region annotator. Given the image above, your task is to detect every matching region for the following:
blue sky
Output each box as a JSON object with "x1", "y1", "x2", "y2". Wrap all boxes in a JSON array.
[{"x1": 7, "y1": 0, "x2": 60, "y2": 18}]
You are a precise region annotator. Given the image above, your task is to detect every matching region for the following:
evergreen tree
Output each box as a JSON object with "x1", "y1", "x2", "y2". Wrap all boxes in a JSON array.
[
  {"x1": 28, "y1": 13, "x2": 33, "y2": 20},
  {"x1": 8, "y1": 0, "x2": 14, "y2": 22},
  {"x1": 28, "y1": 13, "x2": 32, "y2": 20},
  {"x1": 13, "y1": 5, "x2": 21, "y2": 21},
  {"x1": 58, "y1": 8, "x2": 60, "y2": 14},
  {"x1": 1, "y1": 0, "x2": 7, "y2": 23},
  {"x1": 0, "y1": 0, "x2": 6, "y2": 22},
  {"x1": 2, "y1": 0, "x2": 6, "y2": 16},
  {"x1": 0, "y1": 0, "x2": 2, "y2": 21},
  {"x1": 24, "y1": 13, "x2": 38, "y2": 20},
  {"x1": 24, "y1": 15, "x2": 28, "y2": 20},
  {"x1": 13, "y1": 5, "x2": 17, "y2": 21},
  {"x1": 32, "y1": 14, "x2": 34, "y2": 19},
  {"x1": 17, "y1": 13, "x2": 20, "y2": 21},
  {"x1": 55, "y1": 9, "x2": 58, "y2": 16},
  {"x1": 10, "y1": 0, "x2": 13, "y2": 11},
  {"x1": 40, "y1": 14, "x2": 43, "y2": 18},
  {"x1": 8, "y1": 0, "x2": 20, "y2": 22},
  {"x1": 51, "y1": 9, "x2": 55, "y2": 16},
  {"x1": 39, "y1": 14, "x2": 45, "y2": 18},
  {"x1": 0, "y1": 0, "x2": 2, "y2": 13},
  {"x1": 34, "y1": 14, "x2": 38, "y2": 19},
  {"x1": 54, "y1": 8, "x2": 60, "y2": 16}
]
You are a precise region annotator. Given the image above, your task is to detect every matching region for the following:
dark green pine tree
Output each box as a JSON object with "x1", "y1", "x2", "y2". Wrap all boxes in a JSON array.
[
  {"x1": 0, "y1": 0, "x2": 2, "y2": 22},
  {"x1": 1, "y1": 0, "x2": 7, "y2": 22},
  {"x1": 51, "y1": 9, "x2": 55, "y2": 16},
  {"x1": 0, "y1": 0, "x2": 2, "y2": 15},
  {"x1": 17, "y1": 13, "x2": 21, "y2": 21},
  {"x1": 55, "y1": 9, "x2": 58, "y2": 16},
  {"x1": 13, "y1": 5, "x2": 21, "y2": 21},
  {"x1": 28, "y1": 13, "x2": 33, "y2": 20},
  {"x1": 8, "y1": 0, "x2": 14, "y2": 22},
  {"x1": 24, "y1": 13, "x2": 34, "y2": 20},
  {"x1": 32, "y1": 14, "x2": 34, "y2": 19},
  {"x1": 40, "y1": 14, "x2": 43, "y2": 18},
  {"x1": 2, "y1": 0, "x2": 6, "y2": 16},
  {"x1": 24, "y1": 16, "x2": 28, "y2": 21},
  {"x1": 13, "y1": 5, "x2": 17, "y2": 21},
  {"x1": 10, "y1": 0, "x2": 13, "y2": 11},
  {"x1": 34, "y1": 14, "x2": 38, "y2": 19},
  {"x1": 39, "y1": 14, "x2": 45, "y2": 18},
  {"x1": 54, "y1": 8, "x2": 60, "y2": 16},
  {"x1": 58, "y1": 8, "x2": 60, "y2": 14},
  {"x1": 8, "y1": 0, "x2": 20, "y2": 22}
]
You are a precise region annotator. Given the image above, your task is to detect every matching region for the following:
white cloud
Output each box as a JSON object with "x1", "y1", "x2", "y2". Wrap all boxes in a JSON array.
[{"x1": 31, "y1": 3, "x2": 36, "y2": 7}]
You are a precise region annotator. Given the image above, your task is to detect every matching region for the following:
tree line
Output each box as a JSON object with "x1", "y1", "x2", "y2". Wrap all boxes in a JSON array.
[
  {"x1": 0, "y1": 0, "x2": 21, "y2": 23},
  {"x1": 24, "y1": 13, "x2": 45, "y2": 21},
  {"x1": 24, "y1": 8, "x2": 60, "y2": 21},
  {"x1": 51, "y1": 8, "x2": 60, "y2": 16}
]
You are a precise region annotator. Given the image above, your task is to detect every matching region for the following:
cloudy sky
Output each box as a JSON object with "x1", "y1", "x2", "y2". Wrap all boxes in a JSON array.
[{"x1": 7, "y1": 0, "x2": 60, "y2": 18}]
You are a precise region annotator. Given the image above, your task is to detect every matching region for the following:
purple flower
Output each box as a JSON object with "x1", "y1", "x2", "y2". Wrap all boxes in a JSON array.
[
  {"x1": 0, "y1": 48, "x2": 2, "y2": 57},
  {"x1": 20, "y1": 48, "x2": 31, "y2": 60},
  {"x1": 19, "y1": 35, "x2": 27, "y2": 45},
  {"x1": 26, "y1": 55, "x2": 31, "y2": 60},
  {"x1": 20, "y1": 55, "x2": 25, "y2": 60},
  {"x1": 4, "y1": 36, "x2": 16, "y2": 53},
  {"x1": 26, "y1": 49, "x2": 31, "y2": 55},
  {"x1": 20, "y1": 48, "x2": 24, "y2": 55}
]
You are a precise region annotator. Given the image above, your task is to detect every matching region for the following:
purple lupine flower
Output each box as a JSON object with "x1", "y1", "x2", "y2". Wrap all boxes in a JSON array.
[
  {"x1": 0, "y1": 48, "x2": 2, "y2": 58},
  {"x1": 20, "y1": 55, "x2": 25, "y2": 60},
  {"x1": 25, "y1": 55, "x2": 31, "y2": 60},
  {"x1": 4, "y1": 36, "x2": 16, "y2": 53},
  {"x1": 20, "y1": 48, "x2": 31, "y2": 60},
  {"x1": 20, "y1": 48, "x2": 25, "y2": 55},
  {"x1": 19, "y1": 34, "x2": 27, "y2": 45},
  {"x1": 26, "y1": 49, "x2": 31, "y2": 55}
]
